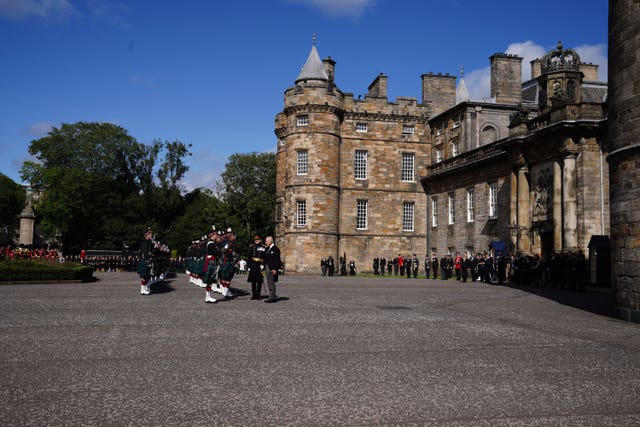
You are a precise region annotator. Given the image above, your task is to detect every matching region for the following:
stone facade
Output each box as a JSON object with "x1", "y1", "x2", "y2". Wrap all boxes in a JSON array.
[
  {"x1": 276, "y1": 41, "x2": 609, "y2": 274},
  {"x1": 275, "y1": 45, "x2": 431, "y2": 273},
  {"x1": 608, "y1": 0, "x2": 640, "y2": 322},
  {"x1": 421, "y1": 43, "x2": 609, "y2": 259}
]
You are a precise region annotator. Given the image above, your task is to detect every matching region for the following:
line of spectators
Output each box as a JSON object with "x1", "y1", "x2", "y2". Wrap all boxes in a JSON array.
[
  {"x1": 68, "y1": 255, "x2": 186, "y2": 274},
  {"x1": 1, "y1": 245, "x2": 61, "y2": 262}
]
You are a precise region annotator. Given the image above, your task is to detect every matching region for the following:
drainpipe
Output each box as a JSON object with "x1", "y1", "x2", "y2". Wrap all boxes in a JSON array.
[{"x1": 599, "y1": 143, "x2": 605, "y2": 234}]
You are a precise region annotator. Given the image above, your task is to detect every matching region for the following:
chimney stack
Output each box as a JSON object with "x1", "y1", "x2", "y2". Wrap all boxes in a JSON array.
[{"x1": 490, "y1": 53, "x2": 523, "y2": 104}]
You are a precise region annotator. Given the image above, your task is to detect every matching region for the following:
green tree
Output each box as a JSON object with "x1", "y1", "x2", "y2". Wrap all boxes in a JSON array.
[
  {"x1": 0, "y1": 173, "x2": 26, "y2": 245},
  {"x1": 20, "y1": 122, "x2": 192, "y2": 253},
  {"x1": 167, "y1": 188, "x2": 230, "y2": 254},
  {"x1": 218, "y1": 152, "x2": 276, "y2": 251}
]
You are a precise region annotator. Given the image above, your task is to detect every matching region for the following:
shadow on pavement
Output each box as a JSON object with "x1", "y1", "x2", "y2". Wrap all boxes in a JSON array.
[
  {"x1": 149, "y1": 280, "x2": 175, "y2": 294},
  {"x1": 505, "y1": 283, "x2": 617, "y2": 318}
]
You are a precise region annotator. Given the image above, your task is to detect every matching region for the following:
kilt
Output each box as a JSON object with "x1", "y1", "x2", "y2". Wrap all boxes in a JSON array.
[
  {"x1": 219, "y1": 260, "x2": 235, "y2": 281},
  {"x1": 203, "y1": 262, "x2": 218, "y2": 284},
  {"x1": 137, "y1": 260, "x2": 151, "y2": 279}
]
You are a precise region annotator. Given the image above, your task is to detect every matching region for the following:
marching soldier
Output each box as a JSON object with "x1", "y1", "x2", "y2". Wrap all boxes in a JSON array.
[
  {"x1": 137, "y1": 228, "x2": 153, "y2": 295},
  {"x1": 202, "y1": 230, "x2": 222, "y2": 303}
]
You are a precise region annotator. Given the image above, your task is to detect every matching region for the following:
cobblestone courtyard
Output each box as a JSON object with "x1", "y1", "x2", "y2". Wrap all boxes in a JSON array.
[{"x1": 1, "y1": 273, "x2": 639, "y2": 426}]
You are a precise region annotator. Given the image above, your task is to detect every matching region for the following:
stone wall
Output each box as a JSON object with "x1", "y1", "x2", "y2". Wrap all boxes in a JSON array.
[
  {"x1": 426, "y1": 158, "x2": 512, "y2": 256},
  {"x1": 608, "y1": 0, "x2": 640, "y2": 321}
]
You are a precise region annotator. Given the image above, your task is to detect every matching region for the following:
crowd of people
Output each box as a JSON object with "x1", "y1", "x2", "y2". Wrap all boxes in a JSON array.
[
  {"x1": 364, "y1": 250, "x2": 589, "y2": 289},
  {"x1": 371, "y1": 255, "x2": 422, "y2": 278},
  {"x1": 510, "y1": 251, "x2": 587, "y2": 290},
  {"x1": 320, "y1": 256, "x2": 358, "y2": 276},
  {"x1": 0, "y1": 244, "x2": 61, "y2": 261}
]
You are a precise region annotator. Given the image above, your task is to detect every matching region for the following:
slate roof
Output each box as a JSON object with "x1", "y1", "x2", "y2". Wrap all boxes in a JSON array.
[{"x1": 296, "y1": 44, "x2": 328, "y2": 83}]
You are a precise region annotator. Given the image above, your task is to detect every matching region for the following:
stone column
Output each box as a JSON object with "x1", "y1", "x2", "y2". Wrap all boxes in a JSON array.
[
  {"x1": 553, "y1": 159, "x2": 563, "y2": 251},
  {"x1": 517, "y1": 165, "x2": 530, "y2": 253},
  {"x1": 562, "y1": 152, "x2": 578, "y2": 250},
  {"x1": 509, "y1": 170, "x2": 517, "y2": 252},
  {"x1": 609, "y1": 0, "x2": 640, "y2": 322},
  {"x1": 19, "y1": 204, "x2": 35, "y2": 246}
]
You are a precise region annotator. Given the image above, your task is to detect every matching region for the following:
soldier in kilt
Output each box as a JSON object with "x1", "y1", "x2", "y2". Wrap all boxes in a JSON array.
[{"x1": 137, "y1": 228, "x2": 153, "y2": 295}]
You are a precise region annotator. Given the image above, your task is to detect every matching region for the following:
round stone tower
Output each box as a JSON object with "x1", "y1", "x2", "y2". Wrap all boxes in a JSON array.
[
  {"x1": 274, "y1": 39, "x2": 344, "y2": 273},
  {"x1": 608, "y1": 0, "x2": 640, "y2": 322}
]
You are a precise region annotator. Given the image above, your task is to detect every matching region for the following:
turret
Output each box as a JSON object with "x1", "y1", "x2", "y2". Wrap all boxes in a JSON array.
[{"x1": 276, "y1": 37, "x2": 345, "y2": 272}]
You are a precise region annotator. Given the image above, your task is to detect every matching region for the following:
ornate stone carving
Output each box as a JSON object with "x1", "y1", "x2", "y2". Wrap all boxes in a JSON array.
[{"x1": 533, "y1": 168, "x2": 553, "y2": 221}]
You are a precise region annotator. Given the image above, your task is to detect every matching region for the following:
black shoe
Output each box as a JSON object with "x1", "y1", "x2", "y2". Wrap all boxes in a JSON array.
[
  {"x1": 264, "y1": 298, "x2": 276, "y2": 303},
  {"x1": 250, "y1": 295, "x2": 257, "y2": 300}
]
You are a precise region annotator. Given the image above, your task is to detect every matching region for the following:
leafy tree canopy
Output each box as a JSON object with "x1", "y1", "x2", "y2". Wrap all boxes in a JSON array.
[
  {"x1": 0, "y1": 173, "x2": 26, "y2": 245},
  {"x1": 218, "y1": 152, "x2": 276, "y2": 250},
  {"x1": 19, "y1": 122, "x2": 192, "y2": 253}
]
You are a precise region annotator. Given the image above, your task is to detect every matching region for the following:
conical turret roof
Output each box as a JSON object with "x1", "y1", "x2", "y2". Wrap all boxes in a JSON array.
[
  {"x1": 456, "y1": 76, "x2": 469, "y2": 104},
  {"x1": 296, "y1": 43, "x2": 328, "y2": 84}
]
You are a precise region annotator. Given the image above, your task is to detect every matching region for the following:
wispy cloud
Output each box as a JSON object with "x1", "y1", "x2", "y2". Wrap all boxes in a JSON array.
[
  {"x1": 465, "y1": 41, "x2": 608, "y2": 99},
  {"x1": 286, "y1": 0, "x2": 375, "y2": 19},
  {"x1": 464, "y1": 66, "x2": 491, "y2": 101},
  {"x1": 0, "y1": 0, "x2": 76, "y2": 21},
  {"x1": 25, "y1": 121, "x2": 54, "y2": 137},
  {"x1": 182, "y1": 148, "x2": 226, "y2": 192},
  {"x1": 86, "y1": 0, "x2": 129, "y2": 28},
  {"x1": 575, "y1": 43, "x2": 607, "y2": 81},
  {"x1": 505, "y1": 40, "x2": 547, "y2": 81}
]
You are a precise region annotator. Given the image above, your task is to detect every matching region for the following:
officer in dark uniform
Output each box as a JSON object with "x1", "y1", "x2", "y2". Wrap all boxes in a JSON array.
[
  {"x1": 462, "y1": 253, "x2": 471, "y2": 282},
  {"x1": 470, "y1": 253, "x2": 479, "y2": 282},
  {"x1": 247, "y1": 235, "x2": 266, "y2": 300},
  {"x1": 424, "y1": 254, "x2": 430, "y2": 278},
  {"x1": 412, "y1": 254, "x2": 419, "y2": 278},
  {"x1": 405, "y1": 256, "x2": 412, "y2": 278},
  {"x1": 380, "y1": 258, "x2": 386, "y2": 275},
  {"x1": 431, "y1": 254, "x2": 439, "y2": 279},
  {"x1": 440, "y1": 254, "x2": 448, "y2": 280}
]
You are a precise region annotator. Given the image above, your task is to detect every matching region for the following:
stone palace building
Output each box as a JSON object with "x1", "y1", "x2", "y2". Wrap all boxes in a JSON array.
[{"x1": 274, "y1": 39, "x2": 608, "y2": 274}]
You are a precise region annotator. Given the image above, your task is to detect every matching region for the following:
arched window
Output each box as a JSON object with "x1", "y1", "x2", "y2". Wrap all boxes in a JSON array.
[{"x1": 481, "y1": 125, "x2": 498, "y2": 145}]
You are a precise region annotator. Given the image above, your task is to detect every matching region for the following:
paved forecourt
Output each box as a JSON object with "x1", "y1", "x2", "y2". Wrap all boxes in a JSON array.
[{"x1": 1, "y1": 273, "x2": 640, "y2": 426}]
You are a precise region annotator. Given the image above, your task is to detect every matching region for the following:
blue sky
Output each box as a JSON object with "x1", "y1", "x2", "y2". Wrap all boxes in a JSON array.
[{"x1": 0, "y1": 0, "x2": 608, "y2": 191}]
